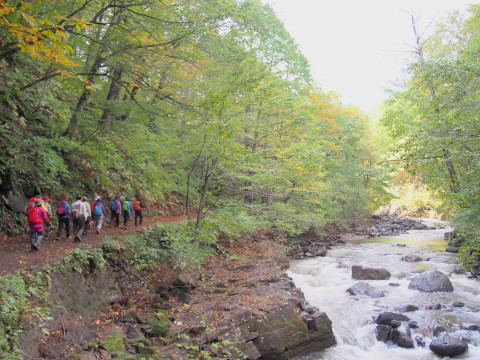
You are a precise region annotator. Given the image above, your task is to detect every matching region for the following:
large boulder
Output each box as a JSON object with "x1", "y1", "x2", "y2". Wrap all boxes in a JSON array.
[
  {"x1": 375, "y1": 312, "x2": 410, "y2": 326},
  {"x1": 351, "y1": 265, "x2": 391, "y2": 280},
  {"x1": 429, "y1": 336, "x2": 468, "y2": 357},
  {"x1": 250, "y1": 302, "x2": 336, "y2": 359},
  {"x1": 346, "y1": 282, "x2": 385, "y2": 298},
  {"x1": 408, "y1": 270, "x2": 454, "y2": 292}
]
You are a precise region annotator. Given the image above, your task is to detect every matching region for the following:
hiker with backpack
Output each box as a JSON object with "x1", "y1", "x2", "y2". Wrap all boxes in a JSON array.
[
  {"x1": 91, "y1": 197, "x2": 106, "y2": 234},
  {"x1": 133, "y1": 196, "x2": 145, "y2": 227},
  {"x1": 122, "y1": 197, "x2": 134, "y2": 229},
  {"x1": 27, "y1": 198, "x2": 50, "y2": 251},
  {"x1": 71, "y1": 196, "x2": 89, "y2": 242},
  {"x1": 81, "y1": 196, "x2": 92, "y2": 236},
  {"x1": 109, "y1": 195, "x2": 121, "y2": 228},
  {"x1": 43, "y1": 196, "x2": 53, "y2": 237},
  {"x1": 56, "y1": 196, "x2": 71, "y2": 240}
]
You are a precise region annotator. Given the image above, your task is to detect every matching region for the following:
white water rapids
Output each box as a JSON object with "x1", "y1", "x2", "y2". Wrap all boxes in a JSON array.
[{"x1": 289, "y1": 219, "x2": 480, "y2": 360}]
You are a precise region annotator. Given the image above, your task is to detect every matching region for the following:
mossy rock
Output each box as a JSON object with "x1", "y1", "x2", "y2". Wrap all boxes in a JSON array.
[
  {"x1": 145, "y1": 313, "x2": 173, "y2": 337},
  {"x1": 134, "y1": 344, "x2": 156, "y2": 354},
  {"x1": 103, "y1": 328, "x2": 126, "y2": 352}
]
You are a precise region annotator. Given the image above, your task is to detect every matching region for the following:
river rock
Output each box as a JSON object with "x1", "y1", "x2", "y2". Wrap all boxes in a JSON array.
[
  {"x1": 433, "y1": 325, "x2": 448, "y2": 337},
  {"x1": 401, "y1": 254, "x2": 422, "y2": 262},
  {"x1": 391, "y1": 326, "x2": 414, "y2": 348},
  {"x1": 397, "y1": 305, "x2": 419, "y2": 312},
  {"x1": 408, "y1": 270, "x2": 454, "y2": 292},
  {"x1": 351, "y1": 265, "x2": 391, "y2": 280},
  {"x1": 429, "y1": 336, "x2": 468, "y2": 357},
  {"x1": 415, "y1": 334, "x2": 426, "y2": 347},
  {"x1": 462, "y1": 323, "x2": 480, "y2": 331},
  {"x1": 375, "y1": 312, "x2": 410, "y2": 326},
  {"x1": 346, "y1": 282, "x2": 385, "y2": 298},
  {"x1": 407, "y1": 321, "x2": 418, "y2": 329},
  {"x1": 375, "y1": 325, "x2": 391, "y2": 342}
]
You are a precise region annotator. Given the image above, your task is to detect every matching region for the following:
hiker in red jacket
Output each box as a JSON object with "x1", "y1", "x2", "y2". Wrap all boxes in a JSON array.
[
  {"x1": 133, "y1": 196, "x2": 145, "y2": 227},
  {"x1": 27, "y1": 198, "x2": 50, "y2": 251}
]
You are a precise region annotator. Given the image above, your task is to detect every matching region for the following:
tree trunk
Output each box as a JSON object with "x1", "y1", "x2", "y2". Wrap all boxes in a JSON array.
[
  {"x1": 195, "y1": 157, "x2": 218, "y2": 231},
  {"x1": 62, "y1": 55, "x2": 103, "y2": 137},
  {"x1": 101, "y1": 64, "x2": 124, "y2": 130}
]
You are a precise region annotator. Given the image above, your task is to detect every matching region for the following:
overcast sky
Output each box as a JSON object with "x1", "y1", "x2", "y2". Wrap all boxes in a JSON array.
[{"x1": 261, "y1": 0, "x2": 476, "y2": 113}]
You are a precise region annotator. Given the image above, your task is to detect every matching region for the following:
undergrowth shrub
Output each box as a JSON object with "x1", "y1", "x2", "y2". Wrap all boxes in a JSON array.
[{"x1": 0, "y1": 272, "x2": 51, "y2": 360}]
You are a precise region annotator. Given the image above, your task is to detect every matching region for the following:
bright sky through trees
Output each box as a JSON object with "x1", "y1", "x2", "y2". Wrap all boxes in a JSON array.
[{"x1": 262, "y1": 0, "x2": 476, "y2": 113}]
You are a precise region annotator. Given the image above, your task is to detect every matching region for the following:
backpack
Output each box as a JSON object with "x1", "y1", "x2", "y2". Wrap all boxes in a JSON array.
[
  {"x1": 57, "y1": 202, "x2": 65, "y2": 216},
  {"x1": 122, "y1": 201, "x2": 130, "y2": 211},
  {"x1": 28, "y1": 206, "x2": 43, "y2": 225},
  {"x1": 133, "y1": 201, "x2": 142, "y2": 211},
  {"x1": 110, "y1": 200, "x2": 120, "y2": 213},
  {"x1": 71, "y1": 203, "x2": 80, "y2": 219},
  {"x1": 93, "y1": 203, "x2": 102, "y2": 216}
]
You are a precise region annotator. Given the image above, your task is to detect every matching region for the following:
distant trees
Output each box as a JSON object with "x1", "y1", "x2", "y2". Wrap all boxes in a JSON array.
[
  {"x1": 381, "y1": 5, "x2": 480, "y2": 258},
  {"x1": 0, "y1": 0, "x2": 388, "y2": 232}
]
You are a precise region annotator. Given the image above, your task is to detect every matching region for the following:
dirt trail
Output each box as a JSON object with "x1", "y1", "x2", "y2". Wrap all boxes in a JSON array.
[{"x1": 0, "y1": 215, "x2": 186, "y2": 276}]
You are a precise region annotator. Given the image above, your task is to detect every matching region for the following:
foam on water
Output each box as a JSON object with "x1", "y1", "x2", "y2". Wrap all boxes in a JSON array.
[{"x1": 289, "y1": 221, "x2": 480, "y2": 360}]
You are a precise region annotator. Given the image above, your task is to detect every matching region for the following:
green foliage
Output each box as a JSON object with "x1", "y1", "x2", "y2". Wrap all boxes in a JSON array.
[
  {"x1": 381, "y1": 5, "x2": 480, "y2": 263},
  {"x1": 0, "y1": 0, "x2": 389, "y2": 235},
  {"x1": 0, "y1": 271, "x2": 51, "y2": 360},
  {"x1": 210, "y1": 204, "x2": 267, "y2": 239},
  {"x1": 67, "y1": 248, "x2": 107, "y2": 274}
]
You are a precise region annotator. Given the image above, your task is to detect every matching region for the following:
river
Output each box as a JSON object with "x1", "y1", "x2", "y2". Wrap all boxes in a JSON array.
[{"x1": 288, "y1": 219, "x2": 480, "y2": 359}]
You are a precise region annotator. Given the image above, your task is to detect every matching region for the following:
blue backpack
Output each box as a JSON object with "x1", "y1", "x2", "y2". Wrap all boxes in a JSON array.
[{"x1": 94, "y1": 203, "x2": 102, "y2": 216}]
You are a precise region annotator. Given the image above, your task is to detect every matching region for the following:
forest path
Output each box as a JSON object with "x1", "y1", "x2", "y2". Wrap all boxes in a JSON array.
[{"x1": 0, "y1": 215, "x2": 186, "y2": 276}]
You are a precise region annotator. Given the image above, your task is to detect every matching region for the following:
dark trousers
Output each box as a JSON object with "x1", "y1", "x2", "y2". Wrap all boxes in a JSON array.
[
  {"x1": 83, "y1": 217, "x2": 90, "y2": 235},
  {"x1": 56, "y1": 216, "x2": 70, "y2": 238},
  {"x1": 72, "y1": 215, "x2": 86, "y2": 239},
  {"x1": 134, "y1": 210, "x2": 143, "y2": 226},
  {"x1": 110, "y1": 212, "x2": 120, "y2": 227},
  {"x1": 123, "y1": 210, "x2": 130, "y2": 228}
]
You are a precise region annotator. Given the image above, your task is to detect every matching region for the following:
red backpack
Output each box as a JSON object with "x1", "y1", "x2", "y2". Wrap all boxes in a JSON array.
[
  {"x1": 133, "y1": 201, "x2": 142, "y2": 211},
  {"x1": 28, "y1": 206, "x2": 43, "y2": 225}
]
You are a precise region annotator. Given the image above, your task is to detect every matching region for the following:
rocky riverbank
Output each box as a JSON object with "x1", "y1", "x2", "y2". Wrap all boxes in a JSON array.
[
  {"x1": 288, "y1": 215, "x2": 433, "y2": 260},
  {"x1": 12, "y1": 215, "x2": 440, "y2": 359},
  {"x1": 20, "y1": 229, "x2": 336, "y2": 360}
]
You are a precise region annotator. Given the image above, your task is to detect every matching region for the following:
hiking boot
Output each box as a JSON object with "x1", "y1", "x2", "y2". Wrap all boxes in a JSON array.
[
  {"x1": 96, "y1": 229, "x2": 100, "y2": 234},
  {"x1": 74, "y1": 235, "x2": 81, "y2": 243}
]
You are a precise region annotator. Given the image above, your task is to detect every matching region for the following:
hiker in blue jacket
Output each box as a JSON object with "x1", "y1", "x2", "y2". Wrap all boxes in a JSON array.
[
  {"x1": 109, "y1": 195, "x2": 121, "y2": 228},
  {"x1": 92, "y1": 197, "x2": 107, "y2": 234}
]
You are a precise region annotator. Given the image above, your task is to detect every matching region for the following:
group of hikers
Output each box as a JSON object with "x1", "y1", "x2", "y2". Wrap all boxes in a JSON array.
[{"x1": 26, "y1": 195, "x2": 145, "y2": 252}]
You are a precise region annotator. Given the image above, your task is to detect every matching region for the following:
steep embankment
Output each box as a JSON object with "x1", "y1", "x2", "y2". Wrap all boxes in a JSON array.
[{"x1": 6, "y1": 227, "x2": 336, "y2": 360}]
